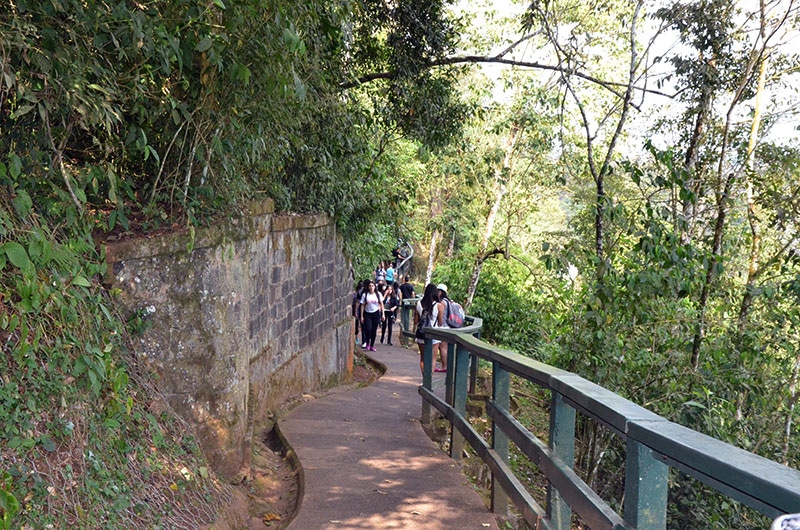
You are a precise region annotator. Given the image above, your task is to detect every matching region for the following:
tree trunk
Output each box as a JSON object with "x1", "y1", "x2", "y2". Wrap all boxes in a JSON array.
[
  {"x1": 447, "y1": 228, "x2": 455, "y2": 258},
  {"x1": 782, "y1": 352, "x2": 800, "y2": 465},
  {"x1": 738, "y1": 11, "x2": 770, "y2": 330},
  {"x1": 680, "y1": 84, "x2": 712, "y2": 244},
  {"x1": 425, "y1": 228, "x2": 438, "y2": 286},
  {"x1": 691, "y1": 0, "x2": 777, "y2": 368},
  {"x1": 465, "y1": 124, "x2": 519, "y2": 309}
]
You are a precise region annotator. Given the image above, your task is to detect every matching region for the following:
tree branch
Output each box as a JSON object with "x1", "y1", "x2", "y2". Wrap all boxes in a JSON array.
[
  {"x1": 43, "y1": 111, "x2": 83, "y2": 214},
  {"x1": 341, "y1": 55, "x2": 673, "y2": 101},
  {"x1": 495, "y1": 32, "x2": 541, "y2": 59}
]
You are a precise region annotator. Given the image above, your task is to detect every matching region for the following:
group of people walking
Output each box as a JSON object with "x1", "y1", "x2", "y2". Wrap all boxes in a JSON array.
[
  {"x1": 352, "y1": 263, "x2": 416, "y2": 352},
  {"x1": 352, "y1": 264, "x2": 453, "y2": 374}
]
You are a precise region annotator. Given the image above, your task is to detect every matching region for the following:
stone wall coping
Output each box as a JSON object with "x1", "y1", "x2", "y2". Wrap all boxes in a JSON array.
[
  {"x1": 270, "y1": 213, "x2": 330, "y2": 232},
  {"x1": 102, "y1": 202, "x2": 332, "y2": 282}
]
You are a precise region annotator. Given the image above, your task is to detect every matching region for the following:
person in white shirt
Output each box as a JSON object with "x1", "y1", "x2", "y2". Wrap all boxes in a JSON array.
[
  {"x1": 414, "y1": 283, "x2": 445, "y2": 373},
  {"x1": 359, "y1": 280, "x2": 385, "y2": 352}
]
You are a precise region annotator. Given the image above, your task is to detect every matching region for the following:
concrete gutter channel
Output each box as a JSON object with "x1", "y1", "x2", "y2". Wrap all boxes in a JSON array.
[{"x1": 277, "y1": 339, "x2": 499, "y2": 530}]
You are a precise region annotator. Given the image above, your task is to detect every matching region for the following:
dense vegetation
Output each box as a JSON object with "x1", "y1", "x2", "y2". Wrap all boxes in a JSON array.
[
  {"x1": 0, "y1": 0, "x2": 462, "y2": 525},
  {"x1": 406, "y1": 1, "x2": 800, "y2": 528},
  {"x1": 2, "y1": 0, "x2": 799, "y2": 527}
]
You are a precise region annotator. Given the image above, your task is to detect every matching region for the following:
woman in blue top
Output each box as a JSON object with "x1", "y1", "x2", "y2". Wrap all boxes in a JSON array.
[{"x1": 385, "y1": 263, "x2": 395, "y2": 285}]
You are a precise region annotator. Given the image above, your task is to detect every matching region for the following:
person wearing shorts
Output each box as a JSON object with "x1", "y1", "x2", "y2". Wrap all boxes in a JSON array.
[{"x1": 414, "y1": 283, "x2": 445, "y2": 373}]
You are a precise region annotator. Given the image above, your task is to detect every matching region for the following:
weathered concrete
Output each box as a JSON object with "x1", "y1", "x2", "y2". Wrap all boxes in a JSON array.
[{"x1": 104, "y1": 201, "x2": 353, "y2": 479}]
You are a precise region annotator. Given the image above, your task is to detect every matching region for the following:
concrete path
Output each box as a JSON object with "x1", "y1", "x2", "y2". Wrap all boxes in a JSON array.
[{"x1": 279, "y1": 334, "x2": 499, "y2": 530}]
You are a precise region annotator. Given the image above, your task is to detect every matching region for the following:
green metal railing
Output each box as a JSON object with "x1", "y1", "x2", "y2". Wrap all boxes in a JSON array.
[{"x1": 398, "y1": 300, "x2": 800, "y2": 529}]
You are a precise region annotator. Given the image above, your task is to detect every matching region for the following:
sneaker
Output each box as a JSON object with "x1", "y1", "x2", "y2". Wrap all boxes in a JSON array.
[
  {"x1": 369, "y1": 346, "x2": 376, "y2": 352},
  {"x1": 387, "y1": 342, "x2": 393, "y2": 345},
  {"x1": 361, "y1": 343, "x2": 366, "y2": 349}
]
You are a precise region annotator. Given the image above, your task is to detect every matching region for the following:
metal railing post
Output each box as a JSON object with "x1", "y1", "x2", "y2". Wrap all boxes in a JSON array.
[
  {"x1": 469, "y1": 330, "x2": 480, "y2": 394},
  {"x1": 492, "y1": 362, "x2": 510, "y2": 516},
  {"x1": 400, "y1": 298, "x2": 417, "y2": 347},
  {"x1": 624, "y1": 439, "x2": 668, "y2": 530},
  {"x1": 451, "y1": 343, "x2": 469, "y2": 461},
  {"x1": 445, "y1": 342, "x2": 455, "y2": 404},
  {"x1": 548, "y1": 392, "x2": 575, "y2": 530},
  {"x1": 421, "y1": 338, "x2": 433, "y2": 424}
]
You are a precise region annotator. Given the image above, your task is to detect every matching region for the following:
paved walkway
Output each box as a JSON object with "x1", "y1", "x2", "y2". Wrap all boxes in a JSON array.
[{"x1": 279, "y1": 334, "x2": 499, "y2": 530}]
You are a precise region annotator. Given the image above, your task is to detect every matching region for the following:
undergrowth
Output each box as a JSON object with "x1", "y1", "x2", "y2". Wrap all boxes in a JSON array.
[{"x1": 0, "y1": 189, "x2": 230, "y2": 529}]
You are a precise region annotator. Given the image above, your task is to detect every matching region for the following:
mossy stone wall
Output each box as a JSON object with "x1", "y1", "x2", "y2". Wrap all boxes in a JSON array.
[{"x1": 104, "y1": 202, "x2": 353, "y2": 478}]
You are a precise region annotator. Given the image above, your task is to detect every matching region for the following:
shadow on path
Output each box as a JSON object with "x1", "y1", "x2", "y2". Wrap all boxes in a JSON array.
[{"x1": 279, "y1": 337, "x2": 499, "y2": 530}]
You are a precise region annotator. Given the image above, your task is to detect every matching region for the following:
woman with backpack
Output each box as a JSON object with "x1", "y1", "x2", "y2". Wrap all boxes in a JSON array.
[
  {"x1": 380, "y1": 284, "x2": 399, "y2": 345},
  {"x1": 359, "y1": 280, "x2": 385, "y2": 352},
  {"x1": 414, "y1": 283, "x2": 445, "y2": 373},
  {"x1": 436, "y1": 283, "x2": 451, "y2": 372}
]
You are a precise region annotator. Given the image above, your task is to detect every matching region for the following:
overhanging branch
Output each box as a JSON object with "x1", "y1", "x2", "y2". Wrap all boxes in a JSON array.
[{"x1": 341, "y1": 55, "x2": 673, "y2": 100}]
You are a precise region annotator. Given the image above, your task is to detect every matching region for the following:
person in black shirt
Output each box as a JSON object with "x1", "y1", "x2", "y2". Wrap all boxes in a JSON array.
[
  {"x1": 380, "y1": 285, "x2": 400, "y2": 345},
  {"x1": 398, "y1": 276, "x2": 415, "y2": 300}
]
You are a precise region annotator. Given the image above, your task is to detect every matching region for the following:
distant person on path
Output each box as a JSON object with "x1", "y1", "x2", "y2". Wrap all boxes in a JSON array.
[
  {"x1": 351, "y1": 280, "x2": 363, "y2": 340},
  {"x1": 399, "y1": 276, "x2": 415, "y2": 300},
  {"x1": 436, "y1": 283, "x2": 451, "y2": 372},
  {"x1": 359, "y1": 280, "x2": 385, "y2": 352},
  {"x1": 375, "y1": 262, "x2": 386, "y2": 285},
  {"x1": 380, "y1": 284, "x2": 399, "y2": 345},
  {"x1": 414, "y1": 283, "x2": 445, "y2": 373},
  {"x1": 385, "y1": 262, "x2": 395, "y2": 286},
  {"x1": 359, "y1": 278, "x2": 371, "y2": 348},
  {"x1": 397, "y1": 276, "x2": 416, "y2": 337}
]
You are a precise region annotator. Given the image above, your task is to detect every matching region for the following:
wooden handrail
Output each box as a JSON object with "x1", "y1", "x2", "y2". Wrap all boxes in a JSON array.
[{"x1": 402, "y1": 308, "x2": 800, "y2": 529}]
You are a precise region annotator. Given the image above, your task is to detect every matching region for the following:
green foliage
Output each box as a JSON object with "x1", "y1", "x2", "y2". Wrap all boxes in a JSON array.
[
  {"x1": 0, "y1": 472, "x2": 19, "y2": 530},
  {"x1": 344, "y1": 138, "x2": 426, "y2": 281},
  {"x1": 349, "y1": 0, "x2": 470, "y2": 149},
  {"x1": 0, "y1": 195, "x2": 225, "y2": 528},
  {"x1": 655, "y1": 0, "x2": 746, "y2": 100},
  {"x1": 438, "y1": 256, "x2": 548, "y2": 358},
  {"x1": 0, "y1": 0, "x2": 440, "y2": 237}
]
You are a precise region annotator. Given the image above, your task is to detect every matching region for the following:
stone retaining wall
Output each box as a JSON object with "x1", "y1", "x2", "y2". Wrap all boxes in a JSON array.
[{"x1": 104, "y1": 201, "x2": 353, "y2": 478}]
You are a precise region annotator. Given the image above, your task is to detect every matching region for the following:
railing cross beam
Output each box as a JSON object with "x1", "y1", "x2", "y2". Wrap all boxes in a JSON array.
[{"x1": 398, "y1": 301, "x2": 800, "y2": 529}]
